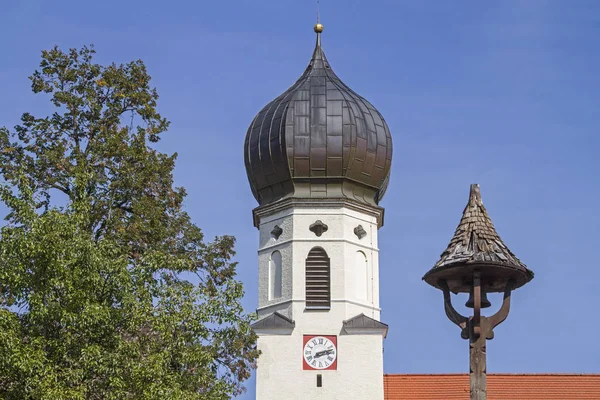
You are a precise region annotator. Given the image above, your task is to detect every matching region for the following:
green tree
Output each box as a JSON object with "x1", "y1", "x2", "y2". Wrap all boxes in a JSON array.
[{"x1": 0, "y1": 45, "x2": 258, "y2": 400}]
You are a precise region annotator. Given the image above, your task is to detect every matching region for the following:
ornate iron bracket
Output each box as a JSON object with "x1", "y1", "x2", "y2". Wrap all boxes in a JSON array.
[
  {"x1": 439, "y1": 279, "x2": 469, "y2": 339},
  {"x1": 438, "y1": 275, "x2": 515, "y2": 342}
]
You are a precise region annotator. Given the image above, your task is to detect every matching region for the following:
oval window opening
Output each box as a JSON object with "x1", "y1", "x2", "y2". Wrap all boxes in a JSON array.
[
  {"x1": 356, "y1": 251, "x2": 368, "y2": 301},
  {"x1": 269, "y1": 251, "x2": 282, "y2": 300}
]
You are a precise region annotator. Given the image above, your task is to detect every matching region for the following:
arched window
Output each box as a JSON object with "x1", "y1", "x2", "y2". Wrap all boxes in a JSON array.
[
  {"x1": 305, "y1": 247, "x2": 330, "y2": 309},
  {"x1": 269, "y1": 251, "x2": 282, "y2": 300},
  {"x1": 356, "y1": 251, "x2": 368, "y2": 301}
]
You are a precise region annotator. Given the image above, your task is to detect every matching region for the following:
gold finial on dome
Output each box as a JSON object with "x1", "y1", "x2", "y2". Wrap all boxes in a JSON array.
[{"x1": 314, "y1": 23, "x2": 324, "y2": 33}]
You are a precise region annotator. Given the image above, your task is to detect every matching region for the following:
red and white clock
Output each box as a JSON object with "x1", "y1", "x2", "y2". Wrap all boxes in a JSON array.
[{"x1": 302, "y1": 335, "x2": 337, "y2": 370}]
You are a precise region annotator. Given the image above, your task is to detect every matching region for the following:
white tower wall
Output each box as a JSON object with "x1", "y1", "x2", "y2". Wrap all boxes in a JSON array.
[{"x1": 253, "y1": 200, "x2": 387, "y2": 400}]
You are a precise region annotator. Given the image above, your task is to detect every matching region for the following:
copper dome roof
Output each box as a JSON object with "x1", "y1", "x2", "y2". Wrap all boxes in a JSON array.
[{"x1": 244, "y1": 28, "x2": 393, "y2": 207}]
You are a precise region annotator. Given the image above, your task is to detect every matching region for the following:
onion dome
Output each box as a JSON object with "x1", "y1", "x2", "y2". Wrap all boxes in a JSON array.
[
  {"x1": 244, "y1": 24, "x2": 393, "y2": 207},
  {"x1": 423, "y1": 184, "x2": 534, "y2": 293}
]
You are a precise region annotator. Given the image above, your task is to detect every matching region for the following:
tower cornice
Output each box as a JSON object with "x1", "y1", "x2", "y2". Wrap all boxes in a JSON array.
[{"x1": 252, "y1": 197, "x2": 385, "y2": 228}]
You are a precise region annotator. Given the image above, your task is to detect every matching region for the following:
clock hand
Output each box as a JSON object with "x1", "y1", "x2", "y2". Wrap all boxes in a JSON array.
[{"x1": 314, "y1": 349, "x2": 334, "y2": 358}]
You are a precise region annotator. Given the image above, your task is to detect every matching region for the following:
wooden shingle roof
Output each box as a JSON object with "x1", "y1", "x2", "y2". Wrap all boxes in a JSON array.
[
  {"x1": 434, "y1": 184, "x2": 525, "y2": 271},
  {"x1": 423, "y1": 184, "x2": 534, "y2": 292}
]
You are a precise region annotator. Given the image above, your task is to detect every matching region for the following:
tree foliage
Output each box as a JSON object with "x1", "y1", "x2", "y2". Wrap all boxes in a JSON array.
[{"x1": 0, "y1": 46, "x2": 258, "y2": 400}]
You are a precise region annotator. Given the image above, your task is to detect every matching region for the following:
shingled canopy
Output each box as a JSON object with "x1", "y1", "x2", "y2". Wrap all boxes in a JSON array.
[{"x1": 423, "y1": 184, "x2": 534, "y2": 293}]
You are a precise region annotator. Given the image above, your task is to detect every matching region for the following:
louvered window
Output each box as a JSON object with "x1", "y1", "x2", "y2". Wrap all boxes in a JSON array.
[{"x1": 305, "y1": 247, "x2": 330, "y2": 309}]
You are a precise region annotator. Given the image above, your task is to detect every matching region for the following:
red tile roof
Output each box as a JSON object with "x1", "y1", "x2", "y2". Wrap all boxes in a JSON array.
[{"x1": 384, "y1": 374, "x2": 600, "y2": 399}]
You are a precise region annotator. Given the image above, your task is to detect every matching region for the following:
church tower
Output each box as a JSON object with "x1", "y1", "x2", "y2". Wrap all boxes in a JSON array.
[{"x1": 244, "y1": 23, "x2": 393, "y2": 400}]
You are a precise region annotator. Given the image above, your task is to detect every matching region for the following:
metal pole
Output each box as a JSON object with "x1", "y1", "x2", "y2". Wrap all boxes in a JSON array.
[
  {"x1": 440, "y1": 278, "x2": 514, "y2": 400},
  {"x1": 469, "y1": 329, "x2": 487, "y2": 399}
]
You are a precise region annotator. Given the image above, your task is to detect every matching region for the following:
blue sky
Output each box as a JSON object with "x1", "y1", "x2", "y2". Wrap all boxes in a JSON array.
[{"x1": 2, "y1": 0, "x2": 599, "y2": 397}]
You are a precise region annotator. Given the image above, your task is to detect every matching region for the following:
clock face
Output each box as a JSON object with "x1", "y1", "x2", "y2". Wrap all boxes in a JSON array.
[{"x1": 302, "y1": 335, "x2": 337, "y2": 370}]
